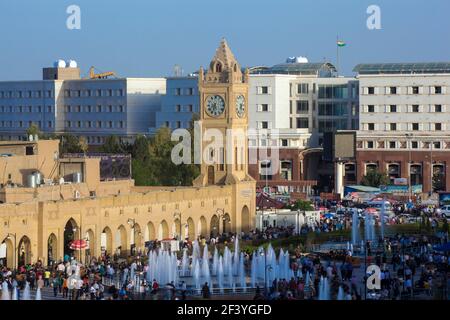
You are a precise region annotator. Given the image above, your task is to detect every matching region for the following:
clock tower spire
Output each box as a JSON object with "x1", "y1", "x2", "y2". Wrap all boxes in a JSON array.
[{"x1": 193, "y1": 39, "x2": 253, "y2": 187}]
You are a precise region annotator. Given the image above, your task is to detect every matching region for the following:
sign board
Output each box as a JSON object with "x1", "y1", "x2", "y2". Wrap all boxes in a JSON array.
[
  {"x1": 393, "y1": 178, "x2": 408, "y2": 185},
  {"x1": 380, "y1": 185, "x2": 423, "y2": 194},
  {"x1": 323, "y1": 131, "x2": 357, "y2": 161}
]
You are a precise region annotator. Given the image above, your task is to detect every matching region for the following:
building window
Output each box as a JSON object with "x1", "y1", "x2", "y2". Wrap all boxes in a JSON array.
[
  {"x1": 410, "y1": 164, "x2": 423, "y2": 186},
  {"x1": 96, "y1": 105, "x2": 102, "y2": 112},
  {"x1": 187, "y1": 88, "x2": 194, "y2": 95},
  {"x1": 187, "y1": 105, "x2": 193, "y2": 112},
  {"x1": 366, "y1": 163, "x2": 378, "y2": 173},
  {"x1": 433, "y1": 141, "x2": 441, "y2": 149},
  {"x1": 261, "y1": 121, "x2": 268, "y2": 129},
  {"x1": 175, "y1": 105, "x2": 181, "y2": 112},
  {"x1": 367, "y1": 141, "x2": 374, "y2": 149},
  {"x1": 412, "y1": 87, "x2": 419, "y2": 94},
  {"x1": 435, "y1": 123, "x2": 442, "y2": 131},
  {"x1": 368, "y1": 87, "x2": 375, "y2": 95},
  {"x1": 390, "y1": 123, "x2": 397, "y2": 131},
  {"x1": 412, "y1": 123, "x2": 419, "y2": 131},
  {"x1": 368, "y1": 123, "x2": 375, "y2": 130},
  {"x1": 434, "y1": 86, "x2": 442, "y2": 94},
  {"x1": 176, "y1": 121, "x2": 181, "y2": 128},
  {"x1": 297, "y1": 83, "x2": 309, "y2": 94},
  {"x1": 411, "y1": 141, "x2": 418, "y2": 149},
  {"x1": 390, "y1": 87, "x2": 397, "y2": 94},
  {"x1": 281, "y1": 139, "x2": 288, "y2": 147},
  {"x1": 435, "y1": 105, "x2": 442, "y2": 112},
  {"x1": 296, "y1": 118, "x2": 309, "y2": 129},
  {"x1": 368, "y1": 105, "x2": 374, "y2": 113},
  {"x1": 261, "y1": 104, "x2": 269, "y2": 112},
  {"x1": 280, "y1": 160, "x2": 293, "y2": 181},
  {"x1": 390, "y1": 105, "x2": 397, "y2": 112},
  {"x1": 175, "y1": 88, "x2": 181, "y2": 96},
  {"x1": 388, "y1": 164, "x2": 401, "y2": 183},
  {"x1": 412, "y1": 105, "x2": 420, "y2": 112},
  {"x1": 389, "y1": 141, "x2": 396, "y2": 149},
  {"x1": 296, "y1": 101, "x2": 309, "y2": 114}
]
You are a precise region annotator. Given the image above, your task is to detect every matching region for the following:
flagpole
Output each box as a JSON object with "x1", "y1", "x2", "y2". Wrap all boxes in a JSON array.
[{"x1": 336, "y1": 35, "x2": 340, "y2": 76}]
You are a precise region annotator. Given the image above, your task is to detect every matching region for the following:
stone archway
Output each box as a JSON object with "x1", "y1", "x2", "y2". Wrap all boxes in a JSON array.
[
  {"x1": 115, "y1": 225, "x2": 128, "y2": 258},
  {"x1": 210, "y1": 215, "x2": 219, "y2": 238},
  {"x1": 101, "y1": 227, "x2": 113, "y2": 256},
  {"x1": 241, "y1": 205, "x2": 250, "y2": 233},
  {"x1": 47, "y1": 233, "x2": 57, "y2": 266},
  {"x1": 159, "y1": 220, "x2": 169, "y2": 240},
  {"x1": 132, "y1": 223, "x2": 143, "y2": 255},
  {"x1": 146, "y1": 222, "x2": 156, "y2": 241},
  {"x1": 85, "y1": 229, "x2": 95, "y2": 263},
  {"x1": 64, "y1": 218, "x2": 78, "y2": 260},
  {"x1": 3, "y1": 238, "x2": 14, "y2": 268},
  {"x1": 17, "y1": 236, "x2": 31, "y2": 267},
  {"x1": 223, "y1": 213, "x2": 231, "y2": 233},
  {"x1": 198, "y1": 216, "x2": 207, "y2": 238},
  {"x1": 187, "y1": 217, "x2": 195, "y2": 240}
]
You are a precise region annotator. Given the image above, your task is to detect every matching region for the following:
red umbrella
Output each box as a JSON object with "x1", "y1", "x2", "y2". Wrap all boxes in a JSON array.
[{"x1": 69, "y1": 239, "x2": 89, "y2": 250}]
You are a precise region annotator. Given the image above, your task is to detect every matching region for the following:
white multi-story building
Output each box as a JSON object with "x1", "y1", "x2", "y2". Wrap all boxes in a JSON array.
[
  {"x1": 0, "y1": 63, "x2": 166, "y2": 145},
  {"x1": 353, "y1": 63, "x2": 450, "y2": 193}
]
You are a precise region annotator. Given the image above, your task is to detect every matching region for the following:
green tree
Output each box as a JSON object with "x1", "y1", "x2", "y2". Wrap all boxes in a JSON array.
[
  {"x1": 360, "y1": 170, "x2": 390, "y2": 187},
  {"x1": 100, "y1": 136, "x2": 124, "y2": 154},
  {"x1": 26, "y1": 124, "x2": 42, "y2": 139},
  {"x1": 59, "y1": 134, "x2": 84, "y2": 154},
  {"x1": 291, "y1": 200, "x2": 314, "y2": 211}
]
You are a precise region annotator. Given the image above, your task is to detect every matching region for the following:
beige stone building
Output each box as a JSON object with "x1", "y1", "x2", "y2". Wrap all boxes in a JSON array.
[{"x1": 0, "y1": 40, "x2": 256, "y2": 268}]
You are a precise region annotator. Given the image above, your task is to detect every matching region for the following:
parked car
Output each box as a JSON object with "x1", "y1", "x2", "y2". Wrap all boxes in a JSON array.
[{"x1": 440, "y1": 205, "x2": 450, "y2": 218}]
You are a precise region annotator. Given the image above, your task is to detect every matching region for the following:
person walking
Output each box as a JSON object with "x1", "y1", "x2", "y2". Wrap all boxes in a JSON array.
[{"x1": 201, "y1": 282, "x2": 211, "y2": 299}]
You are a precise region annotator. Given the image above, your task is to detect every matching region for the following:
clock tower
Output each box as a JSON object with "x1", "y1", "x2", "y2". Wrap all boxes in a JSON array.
[{"x1": 193, "y1": 39, "x2": 254, "y2": 187}]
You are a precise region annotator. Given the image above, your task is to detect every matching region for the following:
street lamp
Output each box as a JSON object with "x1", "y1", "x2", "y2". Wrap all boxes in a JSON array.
[{"x1": 2, "y1": 233, "x2": 17, "y2": 269}]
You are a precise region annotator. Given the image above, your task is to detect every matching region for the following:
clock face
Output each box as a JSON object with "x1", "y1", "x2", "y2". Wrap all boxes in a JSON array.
[
  {"x1": 206, "y1": 95, "x2": 225, "y2": 117},
  {"x1": 236, "y1": 95, "x2": 245, "y2": 118}
]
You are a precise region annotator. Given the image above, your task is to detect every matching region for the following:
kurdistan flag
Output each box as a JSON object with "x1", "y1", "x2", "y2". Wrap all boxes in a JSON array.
[{"x1": 337, "y1": 40, "x2": 346, "y2": 47}]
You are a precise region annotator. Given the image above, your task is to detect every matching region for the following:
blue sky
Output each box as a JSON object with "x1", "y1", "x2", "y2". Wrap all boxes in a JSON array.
[{"x1": 0, "y1": 0, "x2": 449, "y2": 80}]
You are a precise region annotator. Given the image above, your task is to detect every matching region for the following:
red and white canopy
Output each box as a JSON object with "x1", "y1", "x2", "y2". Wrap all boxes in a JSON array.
[{"x1": 69, "y1": 239, "x2": 89, "y2": 250}]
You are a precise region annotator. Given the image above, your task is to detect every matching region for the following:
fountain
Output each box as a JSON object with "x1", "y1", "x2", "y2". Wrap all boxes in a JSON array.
[
  {"x1": 23, "y1": 282, "x2": 31, "y2": 300},
  {"x1": 365, "y1": 213, "x2": 375, "y2": 242},
  {"x1": 337, "y1": 286, "x2": 345, "y2": 300},
  {"x1": 232, "y1": 237, "x2": 240, "y2": 276},
  {"x1": 318, "y1": 276, "x2": 330, "y2": 300},
  {"x1": 181, "y1": 248, "x2": 189, "y2": 277},
  {"x1": 201, "y1": 244, "x2": 211, "y2": 287},
  {"x1": 250, "y1": 252, "x2": 257, "y2": 288},
  {"x1": 217, "y1": 256, "x2": 224, "y2": 293},
  {"x1": 35, "y1": 287, "x2": 42, "y2": 300},
  {"x1": 11, "y1": 285, "x2": 18, "y2": 300},
  {"x1": 351, "y1": 210, "x2": 359, "y2": 246},
  {"x1": 193, "y1": 259, "x2": 201, "y2": 289},
  {"x1": 238, "y1": 252, "x2": 246, "y2": 291},
  {"x1": 212, "y1": 247, "x2": 219, "y2": 276},
  {"x1": 1, "y1": 282, "x2": 10, "y2": 300}
]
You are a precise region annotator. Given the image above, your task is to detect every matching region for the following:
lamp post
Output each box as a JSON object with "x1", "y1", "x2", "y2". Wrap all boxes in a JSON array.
[
  {"x1": 127, "y1": 218, "x2": 137, "y2": 256},
  {"x1": 2, "y1": 233, "x2": 17, "y2": 270},
  {"x1": 405, "y1": 133, "x2": 413, "y2": 202}
]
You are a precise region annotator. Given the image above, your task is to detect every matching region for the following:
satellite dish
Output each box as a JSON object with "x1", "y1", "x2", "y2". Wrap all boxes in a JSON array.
[
  {"x1": 67, "y1": 60, "x2": 78, "y2": 68},
  {"x1": 54, "y1": 59, "x2": 67, "y2": 68}
]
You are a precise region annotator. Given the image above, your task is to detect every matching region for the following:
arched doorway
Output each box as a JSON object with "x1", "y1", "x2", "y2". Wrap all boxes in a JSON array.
[
  {"x1": 223, "y1": 213, "x2": 231, "y2": 233},
  {"x1": 115, "y1": 225, "x2": 128, "y2": 258},
  {"x1": 85, "y1": 229, "x2": 95, "y2": 263},
  {"x1": 132, "y1": 223, "x2": 142, "y2": 256},
  {"x1": 2, "y1": 238, "x2": 14, "y2": 268},
  {"x1": 210, "y1": 215, "x2": 219, "y2": 238},
  {"x1": 47, "y1": 233, "x2": 57, "y2": 266},
  {"x1": 17, "y1": 236, "x2": 31, "y2": 267},
  {"x1": 101, "y1": 227, "x2": 112, "y2": 257},
  {"x1": 159, "y1": 220, "x2": 169, "y2": 240},
  {"x1": 241, "y1": 205, "x2": 250, "y2": 233},
  {"x1": 187, "y1": 218, "x2": 195, "y2": 240},
  {"x1": 64, "y1": 218, "x2": 78, "y2": 261},
  {"x1": 198, "y1": 216, "x2": 207, "y2": 238},
  {"x1": 173, "y1": 219, "x2": 181, "y2": 239},
  {"x1": 146, "y1": 222, "x2": 156, "y2": 241}
]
